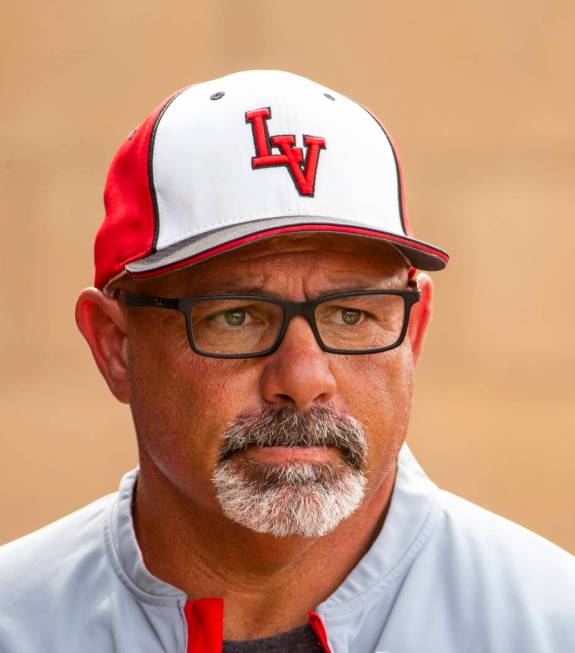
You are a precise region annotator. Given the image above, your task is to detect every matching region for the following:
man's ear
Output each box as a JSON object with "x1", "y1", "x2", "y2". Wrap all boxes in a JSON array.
[
  {"x1": 75, "y1": 288, "x2": 131, "y2": 404},
  {"x1": 407, "y1": 273, "x2": 433, "y2": 365}
]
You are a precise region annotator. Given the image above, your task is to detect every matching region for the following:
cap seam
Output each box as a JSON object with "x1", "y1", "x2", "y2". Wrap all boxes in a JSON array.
[
  {"x1": 348, "y1": 97, "x2": 410, "y2": 236},
  {"x1": 148, "y1": 88, "x2": 190, "y2": 253}
]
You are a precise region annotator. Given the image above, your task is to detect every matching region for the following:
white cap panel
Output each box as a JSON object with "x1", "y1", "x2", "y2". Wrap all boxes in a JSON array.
[{"x1": 151, "y1": 70, "x2": 403, "y2": 252}]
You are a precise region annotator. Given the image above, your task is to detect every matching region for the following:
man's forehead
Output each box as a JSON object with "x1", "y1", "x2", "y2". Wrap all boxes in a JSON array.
[{"x1": 122, "y1": 233, "x2": 409, "y2": 295}]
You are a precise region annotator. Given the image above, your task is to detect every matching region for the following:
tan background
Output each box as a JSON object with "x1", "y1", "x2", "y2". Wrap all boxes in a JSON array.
[{"x1": 1, "y1": 1, "x2": 574, "y2": 552}]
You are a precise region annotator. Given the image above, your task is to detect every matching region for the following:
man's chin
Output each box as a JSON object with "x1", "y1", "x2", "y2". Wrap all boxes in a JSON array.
[{"x1": 212, "y1": 458, "x2": 367, "y2": 538}]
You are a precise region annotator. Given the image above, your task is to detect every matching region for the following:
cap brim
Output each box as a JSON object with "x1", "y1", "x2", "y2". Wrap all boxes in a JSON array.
[{"x1": 125, "y1": 217, "x2": 449, "y2": 279}]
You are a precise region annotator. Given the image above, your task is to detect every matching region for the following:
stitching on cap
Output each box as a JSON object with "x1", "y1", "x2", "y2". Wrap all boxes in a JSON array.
[{"x1": 148, "y1": 88, "x2": 189, "y2": 253}]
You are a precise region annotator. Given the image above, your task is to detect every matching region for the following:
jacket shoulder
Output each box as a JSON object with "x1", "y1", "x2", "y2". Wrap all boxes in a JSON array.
[
  {"x1": 436, "y1": 488, "x2": 574, "y2": 570},
  {"x1": 429, "y1": 489, "x2": 575, "y2": 648},
  {"x1": 0, "y1": 492, "x2": 116, "y2": 600}
]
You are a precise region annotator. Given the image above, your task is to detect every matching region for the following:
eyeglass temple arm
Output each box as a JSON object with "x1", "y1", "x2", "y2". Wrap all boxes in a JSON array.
[{"x1": 112, "y1": 290, "x2": 179, "y2": 310}]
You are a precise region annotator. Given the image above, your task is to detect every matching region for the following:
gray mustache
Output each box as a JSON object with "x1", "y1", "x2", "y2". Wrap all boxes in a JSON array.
[{"x1": 219, "y1": 406, "x2": 368, "y2": 470}]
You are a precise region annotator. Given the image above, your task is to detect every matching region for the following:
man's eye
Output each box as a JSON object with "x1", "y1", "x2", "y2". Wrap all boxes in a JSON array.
[
  {"x1": 221, "y1": 309, "x2": 247, "y2": 326},
  {"x1": 340, "y1": 308, "x2": 363, "y2": 325}
]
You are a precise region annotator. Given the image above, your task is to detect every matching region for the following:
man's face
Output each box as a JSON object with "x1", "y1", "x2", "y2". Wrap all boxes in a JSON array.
[{"x1": 120, "y1": 234, "x2": 418, "y2": 536}]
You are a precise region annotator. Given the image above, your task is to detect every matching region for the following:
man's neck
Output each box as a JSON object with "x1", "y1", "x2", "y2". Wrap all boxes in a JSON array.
[{"x1": 133, "y1": 456, "x2": 396, "y2": 640}]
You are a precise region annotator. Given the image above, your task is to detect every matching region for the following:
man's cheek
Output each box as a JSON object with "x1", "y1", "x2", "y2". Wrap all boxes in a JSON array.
[
  {"x1": 179, "y1": 357, "x2": 261, "y2": 407},
  {"x1": 337, "y1": 353, "x2": 410, "y2": 406}
]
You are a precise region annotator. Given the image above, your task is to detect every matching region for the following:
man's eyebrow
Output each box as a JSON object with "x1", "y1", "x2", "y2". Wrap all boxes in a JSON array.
[
  {"x1": 193, "y1": 284, "x2": 272, "y2": 295},
  {"x1": 315, "y1": 282, "x2": 396, "y2": 295},
  {"x1": 191, "y1": 280, "x2": 403, "y2": 296}
]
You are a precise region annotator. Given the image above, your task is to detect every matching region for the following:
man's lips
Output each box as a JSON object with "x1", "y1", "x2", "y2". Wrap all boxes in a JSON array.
[{"x1": 234, "y1": 445, "x2": 343, "y2": 465}]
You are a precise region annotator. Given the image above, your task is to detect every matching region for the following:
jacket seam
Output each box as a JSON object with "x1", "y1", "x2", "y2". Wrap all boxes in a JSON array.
[
  {"x1": 103, "y1": 492, "x2": 185, "y2": 608},
  {"x1": 319, "y1": 482, "x2": 440, "y2": 616}
]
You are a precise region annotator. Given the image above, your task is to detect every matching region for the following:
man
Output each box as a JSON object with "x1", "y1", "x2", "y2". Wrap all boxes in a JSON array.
[{"x1": 0, "y1": 70, "x2": 573, "y2": 653}]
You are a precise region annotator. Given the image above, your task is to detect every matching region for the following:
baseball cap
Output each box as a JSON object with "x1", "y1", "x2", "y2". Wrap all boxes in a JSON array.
[{"x1": 94, "y1": 70, "x2": 449, "y2": 289}]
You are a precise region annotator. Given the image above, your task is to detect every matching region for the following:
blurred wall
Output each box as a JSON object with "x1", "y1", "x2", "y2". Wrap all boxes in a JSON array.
[{"x1": 1, "y1": 0, "x2": 574, "y2": 551}]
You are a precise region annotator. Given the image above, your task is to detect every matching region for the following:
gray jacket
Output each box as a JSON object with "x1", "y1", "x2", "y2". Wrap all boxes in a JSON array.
[{"x1": 1, "y1": 445, "x2": 573, "y2": 652}]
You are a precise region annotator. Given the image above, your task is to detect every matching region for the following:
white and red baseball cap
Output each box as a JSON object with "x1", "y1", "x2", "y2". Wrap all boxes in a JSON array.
[{"x1": 94, "y1": 70, "x2": 449, "y2": 289}]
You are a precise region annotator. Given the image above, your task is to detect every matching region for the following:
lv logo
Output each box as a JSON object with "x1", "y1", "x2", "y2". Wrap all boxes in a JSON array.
[{"x1": 245, "y1": 107, "x2": 326, "y2": 197}]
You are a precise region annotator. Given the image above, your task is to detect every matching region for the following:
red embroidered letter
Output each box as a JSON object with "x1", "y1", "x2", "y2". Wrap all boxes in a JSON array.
[{"x1": 245, "y1": 107, "x2": 326, "y2": 197}]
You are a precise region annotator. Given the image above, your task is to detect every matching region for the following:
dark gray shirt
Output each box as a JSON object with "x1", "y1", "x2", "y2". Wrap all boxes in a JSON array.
[{"x1": 222, "y1": 624, "x2": 323, "y2": 652}]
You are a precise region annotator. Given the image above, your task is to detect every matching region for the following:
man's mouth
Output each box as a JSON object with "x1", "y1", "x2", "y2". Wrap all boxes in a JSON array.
[
  {"x1": 233, "y1": 445, "x2": 344, "y2": 465},
  {"x1": 217, "y1": 405, "x2": 368, "y2": 471}
]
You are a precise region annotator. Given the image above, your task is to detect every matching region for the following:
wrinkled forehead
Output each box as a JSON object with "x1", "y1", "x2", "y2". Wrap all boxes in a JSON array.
[{"x1": 117, "y1": 232, "x2": 410, "y2": 295}]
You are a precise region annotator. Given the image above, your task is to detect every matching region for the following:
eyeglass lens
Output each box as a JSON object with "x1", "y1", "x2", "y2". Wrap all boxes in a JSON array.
[{"x1": 189, "y1": 295, "x2": 406, "y2": 355}]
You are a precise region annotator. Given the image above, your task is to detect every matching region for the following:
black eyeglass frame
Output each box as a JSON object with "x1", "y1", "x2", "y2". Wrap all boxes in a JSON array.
[{"x1": 114, "y1": 286, "x2": 421, "y2": 359}]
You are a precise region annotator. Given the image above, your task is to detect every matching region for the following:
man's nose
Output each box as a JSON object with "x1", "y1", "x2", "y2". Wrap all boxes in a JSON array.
[{"x1": 259, "y1": 316, "x2": 337, "y2": 412}]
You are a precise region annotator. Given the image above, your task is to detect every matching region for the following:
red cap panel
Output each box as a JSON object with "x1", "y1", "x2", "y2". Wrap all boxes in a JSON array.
[{"x1": 93, "y1": 94, "x2": 177, "y2": 289}]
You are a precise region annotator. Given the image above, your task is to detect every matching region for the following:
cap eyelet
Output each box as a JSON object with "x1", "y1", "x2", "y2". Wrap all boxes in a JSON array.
[
  {"x1": 210, "y1": 91, "x2": 225, "y2": 101},
  {"x1": 323, "y1": 93, "x2": 335, "y2": 101}
]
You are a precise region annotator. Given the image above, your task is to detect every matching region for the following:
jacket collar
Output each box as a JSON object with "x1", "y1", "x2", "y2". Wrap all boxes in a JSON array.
[
  {"x1": 105, "y1": 467, "x2": 186, "y2": 604},
  {"x1": 106, "y1": 443, "x2": 438, "y2": 608},
  {"x1": 316, "y1": 443, "x2": 439, "y2": 616}
]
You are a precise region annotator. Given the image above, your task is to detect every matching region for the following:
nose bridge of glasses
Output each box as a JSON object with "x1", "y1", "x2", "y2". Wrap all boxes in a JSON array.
[{"x1": 279, "y1": 300, "x2": 322, "y2": 345}]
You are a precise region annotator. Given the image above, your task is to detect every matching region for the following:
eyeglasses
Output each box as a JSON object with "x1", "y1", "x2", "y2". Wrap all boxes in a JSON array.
[{"x1": 114, "y1": 286, "x2": 420, "y2": 358}]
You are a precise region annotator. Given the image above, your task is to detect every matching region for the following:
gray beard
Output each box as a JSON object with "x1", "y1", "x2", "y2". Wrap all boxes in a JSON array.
[{"x1": 212, "y1": 406, "x2": 368, "y2": 538}]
